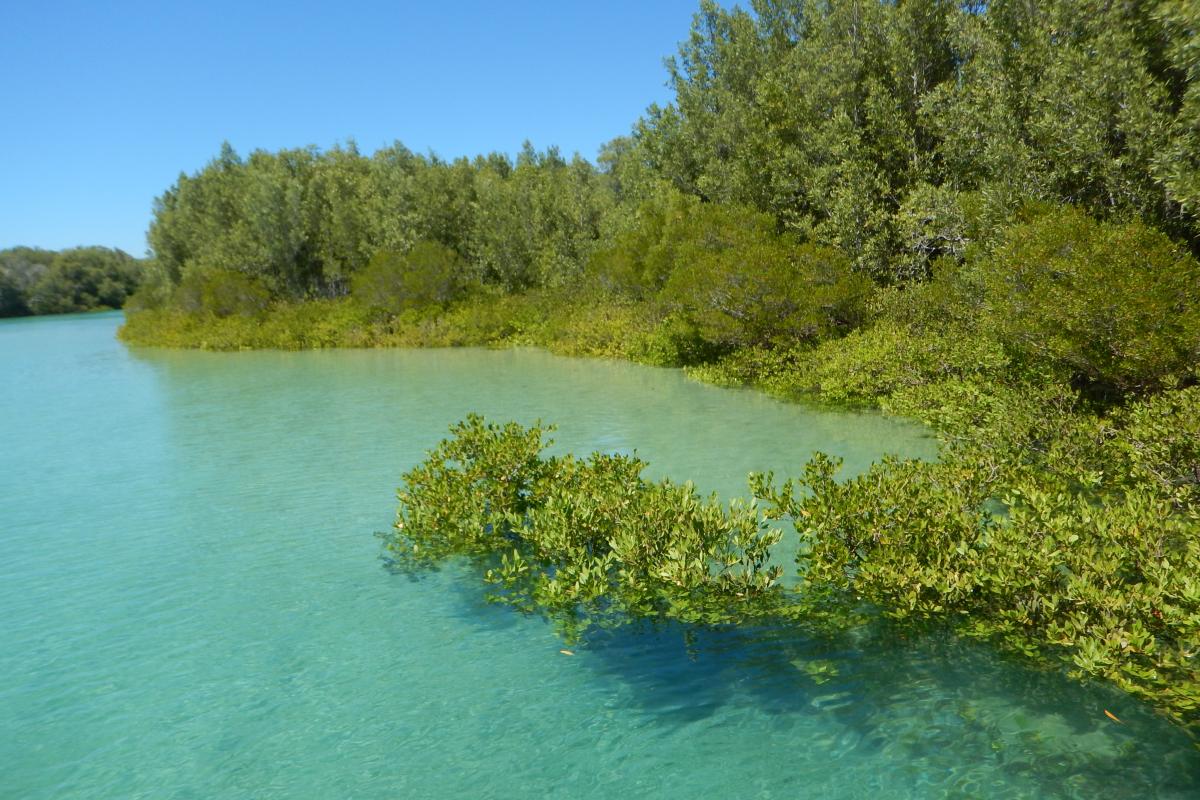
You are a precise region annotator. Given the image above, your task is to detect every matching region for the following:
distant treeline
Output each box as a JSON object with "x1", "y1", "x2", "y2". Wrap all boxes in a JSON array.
[{"x1": 0, "y1": 246, "x2": 143, "y2": 317}]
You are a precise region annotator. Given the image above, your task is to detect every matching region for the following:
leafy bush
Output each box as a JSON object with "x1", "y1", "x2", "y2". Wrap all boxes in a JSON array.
[
  {"x1": 121, "y1": 298, "x2": 383, "y2": 350},
  {"x1": 685, "y1": 272, "x2": 1005, "y2": 405},
  {"x1": 0, "y1": 247, "x2": 54, "y2": 316},
  {"x1": 0, "y1": 270, "x2": 27, "y2": 316},
  {"x1": 893, "y1": 185, "x2": 974, "y2": 281},
  {"x1": 587, "y1": 196, "x2": 872, "y2": 351},
  {"x1": 773, "y1": 322, "x2": 1008, "y2": 406},
  {"x1": 750, "y1": 381, "x2": 1200, "y2": 730},
  {"x1": 526, "y1": 293, "x2": 658, "y2": 361},
  {"x1": 122, "y1": 260, "x2": 176, "y2": 313},
  {"x1": 174, "y1": 269, "x2": 272, "y2": 318},
  {"x1": 664, "y1": 239, "x2": 871, "y2": 350},
  {"x1": 352, "y1": 241, "x2": 467, "y2": 314},
  {"x1": 977, "y1": 208, "x2": 1200, "y2": 398},
  {"x1": 387, "y1": 408, "x2": 1200, "y2": 730},
  {"x1": 1107, "y1": 384, "x2": 1200, "y2": 504},
  {"x1": 587, "y1": 193, "x2": 765, "y2": 296},
  {"x1": 626, "y1": 313, "x2": 724, "y2": 367},
  {"x1": 386, "y1": 416, "x2": 788, "y2": 635},
  {"x1": 757, "y1": 447, "x2": 1200, "y2": 729}
]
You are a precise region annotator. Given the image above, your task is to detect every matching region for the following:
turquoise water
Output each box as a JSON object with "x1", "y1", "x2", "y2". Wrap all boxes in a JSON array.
[{"x1": 1, "y1": 311, "x2": 1196, "y2": 799}]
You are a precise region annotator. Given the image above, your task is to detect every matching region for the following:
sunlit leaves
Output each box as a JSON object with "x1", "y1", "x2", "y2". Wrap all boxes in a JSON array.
[{"x1": 387, "y1": 415, "x2": 788, "y2": 636}]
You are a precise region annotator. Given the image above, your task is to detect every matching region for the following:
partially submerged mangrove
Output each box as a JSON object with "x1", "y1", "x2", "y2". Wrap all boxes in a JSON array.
[{"x1": 387, "y1": 403, "x2": 1200, "y2": 738}]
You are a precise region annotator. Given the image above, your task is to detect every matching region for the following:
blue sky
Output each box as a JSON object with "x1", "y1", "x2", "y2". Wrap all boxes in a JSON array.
[{"x1": 0, "y1": 0, "x2": 705, "y2": 256}]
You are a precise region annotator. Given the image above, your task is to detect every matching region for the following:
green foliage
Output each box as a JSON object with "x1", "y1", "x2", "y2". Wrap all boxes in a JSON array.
[
  {"x1": 684, "y1": 206, "x2": 1199, "y2": 407},
  {"x1": 520, "y1": 292, "x2": 679, "y2": 363},
  {"x1": 1154, "y1": 0, "x2": 1200, "y2": 218},
  {"x1": 755, "y1": 381, "x2": 1200, "y2": 731},
  {"x1": 1112, "y1": 386, "x2": 1200, "y2": 502},
  {"x1": 122, "y1": 260, "x2": 175, "y2": 313},
  {"x1": 783, "y1": 322, "x2": 1007, "y2": 406},
  {"x1": 977, "y1": 207, "x2": 1200, "y2": 398},
  {"x1": 636, "y1": 0, "x2": 1199, "y2": 280},
  {"x1": 636, "y1": 0, "x2": 962, "y2": 277},
  {"x1": 120, "y1": 298, "x2": 381, "y2": 350},
  {"x1": 0, "y1": 270, "x2": 25, "y2": 316},
  {"x1": 585, "y1": 194, "x2": 871, "y2": 351},
  {"x1": 387, "y1": 416, "x2": 788, "y2": 635},
  {"x1": 8, "y1": 247, "x2": 142, "y2": 315},
  {"x1": 665, "y1": 238, "x2": 870, "y2": 350},
  {"x1": 391, "y1": 405, "x2": 1200, "y2": 732},
  {"x1": 0, "y1": 247, "x2": 54, "y2": 317},
  {"x1": 352, "y1": 241, "x2": 467, "y2": 314},
  {"x1": 148, "y1": 143, "x2": 319, "y2": 294},
  {"x1": 146, "y1": 141, "x2": 613, "y2": 302},
  {"x1": 586, "y1": 191, "x2": 774, "y2": 298},
  {"x1": 687, "y1": 269, "x2": 1005, "y2": 405},
  {"x1": 470, "y1": 145, "x2": 611, "y2": 291},
  {"x1": 174, "y1": 269, "x2": 272, "y2": 318},
  {"x1": 626, "y1": 313, "x2": 722, "y2": 367}
]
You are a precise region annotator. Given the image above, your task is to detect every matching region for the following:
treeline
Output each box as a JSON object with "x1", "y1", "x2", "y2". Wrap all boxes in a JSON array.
[
  {"x1": 137, "y1": 140, "x2": 611, "y2": 301},
  {"x1": 124, "y1": 0, "x2": 1200, "y2": 401},
  {"x1": 131, "y1": 0, "x2": 1200, "y2": 311},
  {"x1": 122, "y1": 0, "x2": 1200, "y2": 730},
  {"x1": 0, "y1": 246, "x2": 143, "y2": 317}
]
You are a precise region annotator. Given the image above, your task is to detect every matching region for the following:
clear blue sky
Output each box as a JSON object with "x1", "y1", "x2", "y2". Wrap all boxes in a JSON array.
[{"x1": 0, "y1": 0, "x2": 707, "y2": 256}]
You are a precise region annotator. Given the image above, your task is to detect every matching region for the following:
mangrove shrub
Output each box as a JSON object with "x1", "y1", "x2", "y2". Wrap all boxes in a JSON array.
[
  {"x1": 387, "y1": 415, "x2": 788, "y2": 634},
  {"x1": 174, "y1": 269, "x2": 272, "y2": 317},
  {"x1": 352, "y1": 241, "x2": 466, "y2": 314},
  {"x1": 978, "y1": 208, "x2": 1200, "y2": 397},
  {"x1": 665, "y1": 240, "x2": 870, "y2": 350},
  {"x1": 393, "y1": 411, "x2": 1200, "y2": 732}
]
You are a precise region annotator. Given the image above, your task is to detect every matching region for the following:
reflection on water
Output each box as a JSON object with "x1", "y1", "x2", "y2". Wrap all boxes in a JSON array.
[{"x1": 0, "y1": 312, "x2": 1195, "y2": 799}]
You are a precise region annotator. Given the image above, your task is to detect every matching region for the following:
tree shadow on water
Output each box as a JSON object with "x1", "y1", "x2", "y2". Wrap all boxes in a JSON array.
[
  {"x1": 550, "y1": 616, "x2": 1200, "y2": 798},
  {"x1": 381, "y1": 548, "x2": 1200, "y2": 798}
]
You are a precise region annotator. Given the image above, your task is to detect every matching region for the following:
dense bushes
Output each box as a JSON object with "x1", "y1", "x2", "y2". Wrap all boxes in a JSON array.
[
  {"x1": 686, "y1": 208, "x2": 1200, "y2": 407},
  {"x1": 750, "y1": 322, "x2": 1007, "y2": 405},
  {"x1": 639, "y1": 0, "x2": 1200, "y2": 276},
  {"x1": 581, "y1": 197, "x2": 874, "y2": 351},
  {"x1": 118, "y1": 288, "x2": 693, "y2": 364},
  {"x1": 391, "y1": 404, "x2": 1200, "y2": 733},
  {"x1": 0, "y1": 247, "x2": 53, "y2": 316},
  {"x1": 173, "y1": 269, "x2": 272, "y2": 317},
  {"x1": 976, "y1": 209, "x2": 1200, "y2": 398},
  {"x1": 588, "y1": 195, "x2": 778, "y2": 297},
  {"x1": 146, "y1": 142, "x2": 610, "y2": 299},
  {"x1": 388, "y1": 416, "x2": 788, "y2": 634},
  {"x1": 352, "y1": 241, "x2": 467, "y2": 313},
  {"x1": 0, "y1": 246, "x2": 142, "y2": 317},
  {"x1": 121, "y1": 193, "x2": 877, "y2": 361},
  {"x1": 756, "y1": 381, "x2": 1200, "y2": 730},
  {"x1": 664, "y1": 239, "x2": 869, "y2": 350}
]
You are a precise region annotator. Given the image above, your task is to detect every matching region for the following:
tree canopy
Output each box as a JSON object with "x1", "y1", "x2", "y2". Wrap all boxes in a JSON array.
[{"x1": 0, "y1": 246, "x2": 143, "y2": 317}]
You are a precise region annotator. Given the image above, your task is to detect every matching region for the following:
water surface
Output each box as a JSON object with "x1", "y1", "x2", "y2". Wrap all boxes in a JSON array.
[{"x1": 1, "y1": 312, "x2": 1196, "y2": 798}]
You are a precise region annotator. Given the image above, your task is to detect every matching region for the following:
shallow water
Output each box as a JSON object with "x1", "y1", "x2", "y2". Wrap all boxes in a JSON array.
[{"x1": 1, "y1": 311, "x2": 1195, "y2": 799}]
